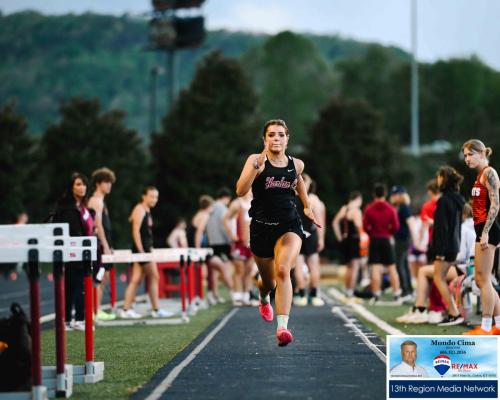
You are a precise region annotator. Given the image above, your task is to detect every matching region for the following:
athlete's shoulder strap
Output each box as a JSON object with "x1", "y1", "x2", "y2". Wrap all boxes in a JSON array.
[{"x1": 478, "y1": 166, "x2": 490, "y2": 181}]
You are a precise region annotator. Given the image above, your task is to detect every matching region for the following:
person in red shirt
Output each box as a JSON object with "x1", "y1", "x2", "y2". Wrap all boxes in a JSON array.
[
  {"x1": 462, "y1": 139, "x2": 500, "y2": 335},
  {"x1": 363, "y1": 183, "x2": 401, "y2": 303},
  {"x1": 419, "y1": 180, "x2": 440, "y2": 261}
]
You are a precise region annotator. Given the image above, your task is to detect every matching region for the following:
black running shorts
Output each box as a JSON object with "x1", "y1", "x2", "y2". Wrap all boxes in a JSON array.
[
  {"x1": 474, "y1": 221, "x2": 500, "y2": 247},
  {"x1": 340, "y1": 237, "x2": 360, "y2": 263},
  {"x1": 368, "y1": 237, "x2": 395, "y2": 266},
  {"x1": 209, "y1": 244, "x2": 233, "y2": 262},
  {"x1": 250, "y1": 218, "x2": 304, "y2": 259},
  {"x1": 300, "y1": 230, "x2": 318, "y2": 256}
]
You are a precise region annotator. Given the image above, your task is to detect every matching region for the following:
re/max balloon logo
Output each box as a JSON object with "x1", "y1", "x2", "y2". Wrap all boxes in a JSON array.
[{"x1": 433, "y1": 354, "x2": 451, "y2": 376}]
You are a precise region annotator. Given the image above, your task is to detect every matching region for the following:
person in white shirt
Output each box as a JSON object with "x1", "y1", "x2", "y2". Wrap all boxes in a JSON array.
[{"x1": 390, "y1": 341, "x2": 428, "y2": 377}]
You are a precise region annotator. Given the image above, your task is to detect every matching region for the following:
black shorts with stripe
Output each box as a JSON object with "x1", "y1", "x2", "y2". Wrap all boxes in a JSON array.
[{"x1": 250, "y1": 217, "x2": 304, "y2": 259}]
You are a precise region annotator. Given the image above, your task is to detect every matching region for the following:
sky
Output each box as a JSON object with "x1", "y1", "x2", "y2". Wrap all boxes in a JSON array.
[{"x1": 2, "y1": 0, "x2": 500, "y2": 70}]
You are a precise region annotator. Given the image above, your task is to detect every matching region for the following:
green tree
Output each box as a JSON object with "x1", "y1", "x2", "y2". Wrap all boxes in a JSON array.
[
  {"x1": 39, "y1": 97, "x2": 148, "y2": 246},
  {"x1": 242, "y1": 31, "x2": 335, "y2": 147},
  {"x1": 305, "y1": 98, "x2": 408, "y2": 211},
  {"x1": 151, "y1": 50, "x2": 258, "y2": 238},
  {"x1": 0, "y1": 104, "x2": 34, "y2": 222}
]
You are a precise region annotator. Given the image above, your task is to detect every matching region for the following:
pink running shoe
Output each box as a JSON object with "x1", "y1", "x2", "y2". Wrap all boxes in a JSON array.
[
  {"x1": 259, "y1": 302, "x2": 273, "y2": 322},
  {"x1": 276, "y1": 328, "x2": 293, "y2": 347}
]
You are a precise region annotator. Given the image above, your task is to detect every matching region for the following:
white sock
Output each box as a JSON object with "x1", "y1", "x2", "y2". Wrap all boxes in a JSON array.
[
  {"x1": 232, "y1": 292, "x2": 241, "y2": 301},
  {"x1": 494, "y1": 315, "x2": 500, "y2": 327},
  {"x1": 394, "y1": 289, "x2": 402, "y2": 297},
  {"x1": 373, "y1": 291, "x2": 382, "y2": 298},
  {"x1": 277, "y1": 315, "x2": 289, "y2": 330},
  {"x1": 481, "y1": 317, "x2": 493, "y2": 332},
  {"x1": 259, "y1": 294, "x2": 270, "y2": 305},
  {"x1": 345, "y1": 288, "x2": 354, "y2": 297}
]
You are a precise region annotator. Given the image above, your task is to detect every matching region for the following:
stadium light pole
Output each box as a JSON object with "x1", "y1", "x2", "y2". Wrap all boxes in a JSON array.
[
  {"x1": 410, "y1": 0, "x2": 420, "y2": 156},
  {"x1": 150, "y1": 66, "x2": 164, "y2": 133},
  {"x1": 166, "y1": 49, "x2": 175, "y2": 112}
]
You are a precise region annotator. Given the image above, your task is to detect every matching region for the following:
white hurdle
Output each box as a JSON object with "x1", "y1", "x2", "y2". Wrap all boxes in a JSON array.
[
  {"x1": 100, "y1": 247, "x2": 213, "y2": 326},
  {"x1": 0, "y1": 224, "x2": 102, "y2": 399}
]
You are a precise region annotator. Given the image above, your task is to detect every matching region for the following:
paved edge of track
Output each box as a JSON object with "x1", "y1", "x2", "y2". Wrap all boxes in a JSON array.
[{"x1": 130, "y1": 307, "x2": 238, "y2": 400}]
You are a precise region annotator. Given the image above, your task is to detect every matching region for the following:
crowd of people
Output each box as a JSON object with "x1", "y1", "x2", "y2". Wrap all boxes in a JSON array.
[
  {"x1": 334, "y1": 139, "x2": 500, "y2": 336},
  {"x1": 9, "y1": 116, "x2": 499, "y2": 344}
]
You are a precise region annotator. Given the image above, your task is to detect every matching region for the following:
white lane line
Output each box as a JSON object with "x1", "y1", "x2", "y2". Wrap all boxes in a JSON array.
[
  {"x1": 321, "y1": 291, "x2": 387, "y2": 363},
  {"x1": 327, "y1": 287, "x2": 404, "y2": 335},
  {"x1": 145, "y1": 308, "x2": 240, "y2": 400},
  {"x1": 332, "y1": 306, "x2": 386, "y2": 363}
]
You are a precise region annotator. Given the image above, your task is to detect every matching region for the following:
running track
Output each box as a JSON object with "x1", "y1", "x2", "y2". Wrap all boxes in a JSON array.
[
  {"x1": 134, "y1": 299, "x2": 387, "y2": 400},
  {"x1": 0, "y1": 271, "x2": 131, "y2": 320}
]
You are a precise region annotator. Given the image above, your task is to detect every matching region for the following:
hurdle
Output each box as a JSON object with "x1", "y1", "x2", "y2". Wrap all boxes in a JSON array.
[
  {"x1": 153, "y1": 248, "x2": 213, "y2": 315},
  {"x1": 0, "y1": 223, "x2": 68, "y2": 400},
  {"x1": 0, "y1": 225, "x2": 102, "y2": 398},
  {"x1": 99, "y1": 248, "x2": 213, "y2": 326}
]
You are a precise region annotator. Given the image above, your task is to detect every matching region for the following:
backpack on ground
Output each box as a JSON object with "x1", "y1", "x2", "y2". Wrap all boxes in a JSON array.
[{"x1": 0, "y1": 303, "x2": 32, "y2": 392}]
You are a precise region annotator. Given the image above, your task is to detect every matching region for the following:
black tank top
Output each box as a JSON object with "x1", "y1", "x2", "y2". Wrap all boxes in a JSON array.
[
  {"x1": 249, "y1": 155, "x2": 298, "y2": 223},
  {"x1": 102, "y1": 202, "x2": 113, "y2": 247},
  {"x1": 186, "y1": 223, "x2": 196, "y2": 247},
  {"x1": 293, "y1": 196, "x2": 316, "y2": 233},
  {"x1": 132, "y1": 210, "x2": 153, "y2": 252},
  {"x1": 341, "y1": 210, "x2": 359, "y2": 240}
]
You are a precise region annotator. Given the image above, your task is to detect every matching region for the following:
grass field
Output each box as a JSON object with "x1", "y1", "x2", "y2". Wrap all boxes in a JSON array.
[
  {"x1": 325, "y1": 283, "x2": 473, "y2": 342},
  {"x1": 41, "y1": 303, "x2": 231, "y2": 399}
]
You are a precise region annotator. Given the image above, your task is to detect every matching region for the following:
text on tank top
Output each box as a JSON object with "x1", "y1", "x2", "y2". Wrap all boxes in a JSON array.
[
  {"x1": 472, "y1": 167, "x2": 490, "y2": 225},
  {"x1": 249, "y1": 155, "x2": 298, "y2": 223}
]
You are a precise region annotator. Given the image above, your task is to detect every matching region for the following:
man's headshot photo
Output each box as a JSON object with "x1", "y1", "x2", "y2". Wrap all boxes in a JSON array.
[{"x1": 390, "y1": 340, "x2": 428, "y2": 377}]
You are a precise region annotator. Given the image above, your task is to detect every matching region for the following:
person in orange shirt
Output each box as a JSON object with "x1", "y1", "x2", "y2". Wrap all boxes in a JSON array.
[{"x1": 462, "y1": 139, "x2": 500, "y2": 335}]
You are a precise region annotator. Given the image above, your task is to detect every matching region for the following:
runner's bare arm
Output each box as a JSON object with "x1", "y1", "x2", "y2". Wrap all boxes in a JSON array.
[
  {"x1": 481, "y1": 168, "x2": 500, "y2": 247},
  {"x1": 236, "y1": 144, "x2": 268, "y2": 196},
  {"x1": 223, "y1": 200, "x2": 241, "y2": 242},
  {"x1": 295, "y1": 159, "x2": 322, "y2": 228},
  {"x1": 332, "y1": 206, "x2": 346, "y2": 242}
]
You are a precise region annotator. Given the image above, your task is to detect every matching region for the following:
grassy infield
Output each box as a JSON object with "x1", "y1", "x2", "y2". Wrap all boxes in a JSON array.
[{"x1": 41, "y1": 303, "x2": 231, "y2": 399}]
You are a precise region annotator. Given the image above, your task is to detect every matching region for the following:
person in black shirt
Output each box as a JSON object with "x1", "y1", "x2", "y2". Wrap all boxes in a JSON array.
[
  {"x1": 432, "y1": 166, "x2": 465, "y2": 326},
  {"x1": 390, "y1": 186, "x2": 418, "y2": 301},
  {"x1": 236, "y1": 119, "x2": 320, "y2": 346},
  {"x1": 53, "y1": 172, "x2": 94, "y2": 331},
  {"x1": 119, "y1": 186, "x2": 172, "y2": 319}
]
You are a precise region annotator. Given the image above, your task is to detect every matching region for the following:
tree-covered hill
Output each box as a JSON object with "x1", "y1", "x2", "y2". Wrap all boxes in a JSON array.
[{"x1": 0, "y1": 11, "x2": 408, "y2": 136}]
